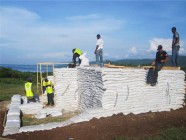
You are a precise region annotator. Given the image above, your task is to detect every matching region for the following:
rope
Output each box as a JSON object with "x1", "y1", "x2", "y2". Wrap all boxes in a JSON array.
[
  {"x1": 166, "y1": 82, "x2": 171, "y2": 104},
  {"x1": 62, "y1": 84, "x2": 70, "y2": 96},
  {"x1": 114, "y1": 91, "x2": 118, "y2": 108},
  {"x1": 125, "y1": 85, "x2": 129, "y2": 101},
  {"x1": 74, "y1": 87, "x2": 79, "y2": 100}
]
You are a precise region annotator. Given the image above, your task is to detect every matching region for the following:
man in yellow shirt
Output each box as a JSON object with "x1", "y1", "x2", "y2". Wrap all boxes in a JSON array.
[
  {"x1": 25, "y1": 77, "x2": 39, "y2": 103},
  {"x1": 72, "y1": 48, "x2": 83, "y2": 67},
  {"x1": 45, "y1": 77, "x2": 54, "y2": 106}
]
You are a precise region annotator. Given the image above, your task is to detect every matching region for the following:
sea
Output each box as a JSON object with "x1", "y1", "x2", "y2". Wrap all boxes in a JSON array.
[{"x1": 0, "y1": 64, "x2": 68, "y2": 72}]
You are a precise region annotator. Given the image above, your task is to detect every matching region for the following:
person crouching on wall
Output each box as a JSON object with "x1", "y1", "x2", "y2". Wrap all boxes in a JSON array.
[
  {"x1": 25, "y1": 77, "x2": 40, "y2": 103},
  {"x1": 72, "y1": 48, "x2": 83, "y2": 67}
]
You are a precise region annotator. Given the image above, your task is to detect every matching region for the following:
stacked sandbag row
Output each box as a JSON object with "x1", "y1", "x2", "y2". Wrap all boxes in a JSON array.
[
  {"x1": 77, "y1": 67, "x2": 103, "y2": 110},
  {"x1": 19, "y1": 102, "x2": 43, "y2": 114},
  {"x1": 54, "y1": 68, "x2": 78, "y2": 111},
  {"x1": 101, "y1": 68, "x2": 185, "y2": 114},
  {"x1": 72, "y1": 68, "x2": 185, "y2": 121},
  {"x1": 102, "y1": 68, "x2": 146, "y2": 110},
  {"x1": 3, "y1": 94, "x2": 21, "y2": 136},
  {"x1": 155, "y1": 70, "x2": 185, "y2": 110},
  {"x1": 158, "y1": 70, "x2": 185, "y2": 89}
]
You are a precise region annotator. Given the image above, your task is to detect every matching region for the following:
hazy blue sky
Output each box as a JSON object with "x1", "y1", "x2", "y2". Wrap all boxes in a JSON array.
[{"x1": 0, "y1": 0, "x2": 186, "y2": 64}]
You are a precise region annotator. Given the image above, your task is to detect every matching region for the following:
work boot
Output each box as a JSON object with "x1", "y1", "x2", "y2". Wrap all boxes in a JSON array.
[{"x1": 151, "y1": 83, "x2": 156, "y2": 86}]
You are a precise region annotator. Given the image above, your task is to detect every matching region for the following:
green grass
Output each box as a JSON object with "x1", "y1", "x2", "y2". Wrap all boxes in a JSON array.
[
  {"x1": 0, "y1": 83, "x2": 24, "y2": 100},
  {"x1": 114, "y1": 127, "x2": 186, "y2": 140},
  {"x1": 0, "y1": 82, "x2": 39, "y2": 101},
  {"x1": 22, "y1": 111, "x2": 79, "y2": 126},
  {"x1": 0, "y1": 67, "x2": 42, "y2": 101}
]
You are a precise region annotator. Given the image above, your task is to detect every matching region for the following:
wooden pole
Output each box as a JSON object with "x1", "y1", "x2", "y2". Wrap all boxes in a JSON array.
[
  {"x1": 40, "y1": 63, "x2": 43, "y2": 95},
  {"x1": 37, "y1": 63, "x2": 38, "y2": 91},
  {"x1": 53, "y1": 64, "x2": 54, "y2": 76},
  {"x1": 46, "y1": 64, "x2": 48, "y2": 77}
]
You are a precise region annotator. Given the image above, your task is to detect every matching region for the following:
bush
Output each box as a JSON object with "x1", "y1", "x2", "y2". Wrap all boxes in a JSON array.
[{"x1": 0, "y1": 66, "x2": 37, "y2": 83}]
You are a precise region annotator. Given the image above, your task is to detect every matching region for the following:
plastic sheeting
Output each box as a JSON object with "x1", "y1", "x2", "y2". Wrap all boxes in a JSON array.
[{"x1": 19, "y1": 120, "x2": 74, "y2": 133}]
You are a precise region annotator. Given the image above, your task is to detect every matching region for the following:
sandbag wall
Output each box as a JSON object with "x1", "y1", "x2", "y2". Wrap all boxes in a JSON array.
[
  {"x1": 101, "y1": 68, "x2": 185, "y2": 114},
  {"x1": 77, "y1": 67, "x2": 103, "y2": 110},
  {"x1": 77, "y1": 67, "x2": 185, "y2": 114},
  {"x1": 3, "y1": 95, "x2": 21, "y2": 136},
  {"x1": 54, "y1": 68, "x2": 78, "y2": 112}
]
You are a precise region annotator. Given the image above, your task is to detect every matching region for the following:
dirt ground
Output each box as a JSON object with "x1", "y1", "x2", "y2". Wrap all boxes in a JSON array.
[{"x1": 1, "y1": 101, "x2": 186, "y2": 140}]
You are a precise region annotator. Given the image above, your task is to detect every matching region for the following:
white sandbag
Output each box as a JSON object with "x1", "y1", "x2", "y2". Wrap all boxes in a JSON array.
[
  {"x1": 79, "y1": 52, "x2": 90, "y2": 67},
  {"x1": 35, "y1": 113, "x2": 47, "y2": 119},
  {"x1": 11, "y1": 94, "x2": 21, "y2": 102},
  {"x1": 19, "y1": 102, "x2": 43, "y2": 114}
]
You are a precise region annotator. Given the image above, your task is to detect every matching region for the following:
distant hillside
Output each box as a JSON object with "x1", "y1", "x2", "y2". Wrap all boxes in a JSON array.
[{"x1": 107, "y1": 55, "x2": 186, "y2": 67}]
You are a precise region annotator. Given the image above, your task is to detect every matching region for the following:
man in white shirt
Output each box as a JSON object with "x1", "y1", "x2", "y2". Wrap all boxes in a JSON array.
[{"x1": 94, "y1": 34, "x2": 104, "y2": 67}]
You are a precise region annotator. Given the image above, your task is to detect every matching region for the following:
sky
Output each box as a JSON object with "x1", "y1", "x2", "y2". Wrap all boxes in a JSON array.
[{"x1": 0, "y1": 0, "x2": 186, "y2": 64}]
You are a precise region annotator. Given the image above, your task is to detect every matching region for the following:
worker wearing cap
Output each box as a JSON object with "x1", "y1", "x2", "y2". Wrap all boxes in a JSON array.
[
  {"x1": 25, "y1": 77, "x2": 40, "y2": 103},
  {"x1": 72, "y1": 48, "x2": 83, "y2": 67},
  {"x1": 150, "y1": 45, "x2": 168, "y2": 86},
  {"x1": 45, "y1": 77, "x2": 54, "y2": 106}
]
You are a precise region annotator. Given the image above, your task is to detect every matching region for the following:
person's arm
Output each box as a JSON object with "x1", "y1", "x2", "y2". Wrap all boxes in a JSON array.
[
  {"x1": 161, "y1": 55, "x2": 168, "y2": 63},
  {"x1": 94, "y1": 45, "x2": 99, "y2": 54},
  {"x1": 151, "y1": 59, "x2": 156, "y2": 66},
  {"x1": 174, "y1": 37, "x2": 179, "y2": 45},
  {"x1": 172, "y1": 33, "x2": 179, "y2": 47},
  {"x1": 172, "y1": 38, "x2": 174, "y2": 47}
]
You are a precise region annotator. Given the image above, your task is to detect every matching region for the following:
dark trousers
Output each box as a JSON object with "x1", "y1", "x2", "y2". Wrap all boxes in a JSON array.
[
  {"x1": 147, "y1": 62, "x2": 163, "y2": 85},
  {"x1": 27, "y1": 94, "x2": 40, "y2": 103},
  {"x1": 47, "y1": 93, "x2": 54, "y2": 105},
  {"x1": 42, "y1": 86, "x2": 46, "y2": 94},
  {"x1": 73, "y1": 53, "x2": 81, "y2": 65}
]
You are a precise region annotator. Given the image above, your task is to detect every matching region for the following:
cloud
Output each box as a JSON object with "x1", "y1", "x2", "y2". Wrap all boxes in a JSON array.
[
  {"x1": 129, "y1": 47, "x2": 137, "y2": 55},
  {"x1": 1, "y1": 6, "x2": 40, "y2": 22},
  {"x1": 0, "y1": 6, "x2": 126, "y2": 64},
  {"x1": 66, "y1": 14, "x2": 100, "y2": 20},
  {"x1": 149, "y1": 38, "x2": 172, "y2": 52},
  {"x1": 149, "y1": 38, "x2": 185, "y2": 54}
]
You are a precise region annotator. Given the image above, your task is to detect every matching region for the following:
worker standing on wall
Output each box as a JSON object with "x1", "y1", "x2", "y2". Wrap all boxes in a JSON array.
[
  {"x1": 72, "y1": 48, "x2": 83, "y2": 67},
  {"x1": 25, "y1": 77, "x2": 40, "y2": 103},
  {"x1": 45, "y1": 77, "x2": 54, "y2": 106},
  {"x1": 94, "y1": 34, "x2": 104, "y2": 67}
]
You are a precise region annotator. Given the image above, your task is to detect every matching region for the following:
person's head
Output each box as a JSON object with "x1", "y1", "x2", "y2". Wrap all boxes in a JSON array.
[
  {"x1": 97, "y1": 34, "x2": 101, "y2": 39},
  {"x1": 157, "y1": 45, "x2": 163, "y2": 52},
  {"x1": 172, "y1": 27, "x2": 176, "y2": 33},
  {"x1": 27, "y1": 77, "x2": 32, "y2": 82},
  {"x1": 72, "y1": 48, "x2": 75, "y2": 53},
  {"x1": 45, "y1": 77, "x2": 48, "y2": 82}
]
